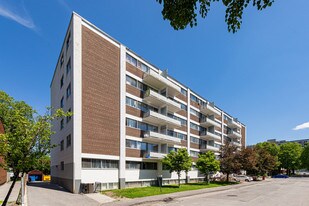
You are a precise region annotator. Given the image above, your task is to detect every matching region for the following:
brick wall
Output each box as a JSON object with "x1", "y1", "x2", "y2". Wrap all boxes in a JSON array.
[{"x1": 81, "y1": 26, "x2": 120, "y2": 156}]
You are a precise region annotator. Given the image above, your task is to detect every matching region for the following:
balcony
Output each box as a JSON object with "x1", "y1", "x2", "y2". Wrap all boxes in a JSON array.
[
  {"x1": 143, "y1": 89, "x2": 181, "y2": 113},
  {"x1": 143, "y1": 151, "x2": 166, "y2": 159},
  {"x1": 143, "y1": 69, "x2": 181, "y2": 97},
  {"x1": 200, "y1": 103, "x2": 221, "y2": 117},
  {"x1": 200, "y1": 117, "x2": 221, "y2": 128},
  {"x1": 227, "y1": 118, "x2": 241, "y2": 129},
  {"x1": 200, "y1": 145, "x2": 220, "y2": 152},
  {"x1": 144, "y1": 131, "x2": 181, "y2": 145},
  {"x1": 231, "y1": 141, "x2": 241, "y2": 147},
  {"x1": 143, "y1": 110, "x2": 181, "y2": 128},
  {"x1": 200, "y1": 131, "x2": 221, "y2": 142},
  {"x1": 227, "y1": 130, "x2": 241, "y2": 139}
]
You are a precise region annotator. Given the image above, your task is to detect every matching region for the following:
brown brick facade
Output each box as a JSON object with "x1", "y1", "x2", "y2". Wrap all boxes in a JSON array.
[
  {"x1": 190, "y1": 114, "x2": 199, "y2": 123},
  {"x1": 176, "y1": 110, "x2": 187, "y2": 118},
  {"x1": 126, "y1": 85, "x2": 143, "y2": 98},
  {"x1": 126, "y1": 127, "x2": 144, "y2": 138},
  {"x1": 241, "y1": 126, "x2": 246, "y2": 147},
  {"x1": 0, "y1": 122, "x2": 6, "y2": 185},
  {"x1": 126, "y1": 106, "x2": 143, "y2": 118},
  {"x1": 126, "y1": 63, "x2": 144, "y2": 79},
  {"x1": 190, "y1": 129, "x2": 199, "y2": 136},
  {"x1": 190, "y1": 143, "x2": 199, "y2": 149},
  {"x1": 176, "y1": 94, "x2": 187, "y2": 102},
  {"x1": 126, "y1": 148, "x2": 143, "y2": 158},
  {"x1": 81, "y1": 26, "x2": 120, "y2": 156},
  {"x1": 190, "y1": 101, "x2": 199, "y2": 109}
]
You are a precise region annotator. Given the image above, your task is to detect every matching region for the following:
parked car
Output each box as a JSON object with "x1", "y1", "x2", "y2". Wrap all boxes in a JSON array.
[
  {"x1": 272, "y1": 174, "x2": 289, "y2": 178},
  {"x1": 234, "y1": 175, "x2": 253, "y2": 182}
]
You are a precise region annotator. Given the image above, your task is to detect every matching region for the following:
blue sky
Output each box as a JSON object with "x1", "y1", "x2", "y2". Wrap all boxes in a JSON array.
[{"x1": 0, "y1": 0, "x2": 308, "y2": 145}]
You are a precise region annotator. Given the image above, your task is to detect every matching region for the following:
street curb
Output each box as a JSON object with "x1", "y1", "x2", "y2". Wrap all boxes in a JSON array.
[{"x1": 105, "y1": 180, "x2": 272, "y2": 206}]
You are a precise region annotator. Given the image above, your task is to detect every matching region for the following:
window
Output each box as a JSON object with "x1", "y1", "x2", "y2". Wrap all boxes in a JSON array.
[
  {"x1": 60, "y1": 161, "x2": 64, "y2": 170},
  {"x1": 137, "y1": 61, "x2": 149, "y2": 73},
  {"x1": 60, "y1": 119, "x2": 64, "y2": 130},
  {"x1": 141, "y1": 162, "x2": 157, "y2": 170},
  {"x1": 126, "y1": 161, "x2": 141, "y2": 169},
  {"x1": 60, "y1": 97, "x2": 64, "y2": 108},
  {"x1": 81, "y1": 158, "x2": 119, "y2": 169},
  {"x1": 126, "y1": 118, "x2": 158, "y2": 132},
  {"x1": 66, "y1": 83, "x2": 71, "y2": 99},
  {"x1": 126, "y1": 96, "x2": 158, "y2": 113},
  {"x1": 181, "y1": 88, "x2": 187, "y2": 96},
  {"x1": 66, "y1": 108, "x2": 71, "y2": 123},
  {"x1": 190, "y1": 94, "x2": 198, "y2": 103},
  {"x1": 167, "y1": 113, "x2": 187, "y2": 125},
  {"x1": 125, "y1": 75, "x2": 149, "y2": 91},
  {"x1": 190, "y1": 136, "x2": 200, "y2": 144},
  {"x1": 126, "y1": 139, "x2": 146, "y2": 150},
  {"x1": 126, "y1": 54, "x2": 137, "y2": 67},
  {"x1": 60, "y1": 54, "x2": 64, "y2": 67},
  {"x1": 190, "y1": 108, "x2": 200, "y2": 117},
  {"x1": 66, "y1": 58, "x2": 71, "y2": 75},
  {"x1": 66, "y1": 134, "x2": 71, "y2": 148},
  {"x1": 66, "y1": 32, "x2": 71, "y2": 51},
  {"x1": 190, "y1": 122, "x2": 199, "y2": 130},
  {"x1": 60, "y1": 140, "x2": 64, "y2": 151},
  {"x1": 60, "y1": 75, "x2": 64, "y2": 88},
  {"x1": 190, "y1": 150, "x2": 199, "y2": 158},
  {"x1": 180, "y1": 103, "x2": 187, "y2": 111},
  {"x1": 126, "y1": 118, "x2": 137, "y2": 128}
]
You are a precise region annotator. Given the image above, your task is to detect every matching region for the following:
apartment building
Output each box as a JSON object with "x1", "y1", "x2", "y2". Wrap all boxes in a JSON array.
[{"x1": 50, "y1": 12, "x2": 246, "y2": 193}]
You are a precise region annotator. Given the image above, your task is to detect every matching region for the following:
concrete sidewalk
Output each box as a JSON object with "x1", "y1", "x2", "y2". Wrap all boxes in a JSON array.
[
  {"x1": 0, "y1": 181, "x2": 21, "y2": 203},
  {"x1": 105, "y1": 180, "x2": 273, "y2": 206}
]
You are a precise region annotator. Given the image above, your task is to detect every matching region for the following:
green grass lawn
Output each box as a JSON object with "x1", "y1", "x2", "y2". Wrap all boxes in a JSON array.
[{"x1": 102, "y1": 182, "x2": 237, "y2": 198}]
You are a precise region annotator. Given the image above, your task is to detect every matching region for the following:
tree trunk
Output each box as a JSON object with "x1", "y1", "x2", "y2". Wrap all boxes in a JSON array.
[
  {"x1": 205, "y1": 173, "x2": 209, "y2": 185},
  {"x1": 2, "y1": 172, "x2": 18, "y2": 206},
  {"x1": 226, "y1": 173, "x2": 229, "y2": 182},
  {"x1": 178, "y1": 173, "x2": 180, "y2": 188}
]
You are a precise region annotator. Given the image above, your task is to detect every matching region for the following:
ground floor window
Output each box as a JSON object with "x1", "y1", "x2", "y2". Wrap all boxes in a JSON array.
[{"x1": 82, "y1": 158, "x2": 119, "y2": 169}]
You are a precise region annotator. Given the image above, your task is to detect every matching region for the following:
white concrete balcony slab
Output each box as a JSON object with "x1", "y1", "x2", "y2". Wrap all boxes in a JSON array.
[
  {"x1": 144, "y1": 131, "x2": 181, "y2": 145},
  {"x1": 231, "y1": 141, "x2": 241, "y2": 147},
  {"x1": 143, "y1": 110, "x2": 181, "y2": 128},
  {"x1": 143, "y1": 70, "x2": 181, "y2": 97},
  {"x1": 200, "y1": 103, "x2": 221, "y2": 117},
  {"x1": 143, "y1": 151, "x2": 167, "y2": 159},
  {"x1": 227, "y1": 130, "x2": 242, "y2": 139},
  {"x1": 200, "y1": 145, "x2": 220, "y2": 152},
  {"x1": 227, "y1": 119, "x2": 242, "y2": 129},
  {"x1": 200, "y1": 117, "x2": 221, "y2": 128},
  {"x1": 200, "y1": 131, "x2": 221, "y2": 142},
  {"x1": 143, "y1": 89, "x2": 181, "y2": 113}
]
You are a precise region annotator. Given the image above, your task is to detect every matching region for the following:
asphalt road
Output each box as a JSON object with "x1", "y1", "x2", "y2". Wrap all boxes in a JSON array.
[
  {"x1": 143, "y1": 178, "x2": 309, "y2": 206},
  {"x1": 27, "y1": 182, "x2": 100, "y2": 206}
]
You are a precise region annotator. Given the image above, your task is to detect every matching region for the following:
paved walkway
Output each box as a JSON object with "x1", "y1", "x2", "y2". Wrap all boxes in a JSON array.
[
  {"x1": 0, "y1": 181, "x2": 21, "y2": 203},
  {"x1": 27, "y1": 182, "x2": 101, "y2": 206},
  {"x1": 106, "y1": 180, "x2": 272, "y2": 206}
]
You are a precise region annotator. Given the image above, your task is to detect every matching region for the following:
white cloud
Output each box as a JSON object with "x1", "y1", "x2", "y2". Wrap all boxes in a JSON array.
[
  {"x1": 293, "y1": 122, "x2": 309, "y2": 131},
  {"x1": 0, "y1": 2, "x2": 36, "y2": 30}
]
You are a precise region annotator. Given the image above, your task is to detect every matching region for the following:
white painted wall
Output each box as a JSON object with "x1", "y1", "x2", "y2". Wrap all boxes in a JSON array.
[
  {"x1": 81, "y1": 169, "x2": 119, "y2": 183},
  {"x1": 126, "y1": 170, "x2": 158, "y2": 181}
]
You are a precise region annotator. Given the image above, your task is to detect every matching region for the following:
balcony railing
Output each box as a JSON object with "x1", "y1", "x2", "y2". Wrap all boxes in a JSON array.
[
  {"x1": 143, "y1": 131, "x2": 181, "y2": 145},
  {"x1": 143, "y1": 89, "x2": 181, "y2": 113},
  {"x1": 200, "y1": 144, "x2": 220, "y2": 152},
  {"x1": 143, "y1": 110, "x2": 181, "y2": 128},
  {"x1": 227, "y1": 130, "x2": 241, "y2": 139},
  {"x1": 143, "y1": 151, "x2": 167, "y2": 159},
  {"x1": 200, "y1": 117, "x2": 221, "y2": 128},
  {"x1": 199, "y1": 103, "x2": 221, "y2": 117},
  {"x1": 200, "y1": 131, "x2": 221, "y2": 141},
  {"x1": 143, "y1": 69, "x2": 181, "y2": 97},
  {"x1": 227, "y1": 118, "x2": 241, "y2": 129}
]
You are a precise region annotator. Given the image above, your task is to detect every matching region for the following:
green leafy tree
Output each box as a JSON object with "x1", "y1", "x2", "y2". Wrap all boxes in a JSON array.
[
  {"x1": 255, "y1": 142, "x2": 280, "y2": 174},
  {"x1": 279, "y1": 142, "x2": 302, "y2": 175},
  {"x1": 219, "y1": 141, "x2": 241, "y2": 182},
  {"x1": 301, "y1": 143, "x2": 309, "y2": 170},
  {"x1": 32, "y1": 155, "x2": 51, "y2": 175},
  {"x1": 156, "y1": 0, "x2": 274, "y2": 33},
  {"x1": 254, "y1": 147, "x2": 277, "y2": 176},
  {"x1": 196, "y1": 151, "x2": 220, "y2": 184},
  {"x1": 0, "y1": 91, "x2": 70, "y2": 206},
  {"x1": 162, "y1": 148, "x2": 192, "y2": 187}
]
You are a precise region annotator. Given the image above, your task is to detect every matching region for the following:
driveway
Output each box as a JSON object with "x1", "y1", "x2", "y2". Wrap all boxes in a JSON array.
[
  {"x1": 27, "y1": 182, "x2": 100, "y2": 206},
  {"x1": 139, "y1": 178, "x2": 309, "y2": 206}
]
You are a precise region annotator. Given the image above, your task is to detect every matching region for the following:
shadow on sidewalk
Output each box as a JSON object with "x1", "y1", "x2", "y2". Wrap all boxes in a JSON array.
[{"x1": 27, "y1": 182, "x2": 70, "y2": 193}]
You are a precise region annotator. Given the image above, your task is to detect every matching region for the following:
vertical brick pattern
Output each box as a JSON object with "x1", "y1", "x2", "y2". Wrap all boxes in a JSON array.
[
  {"x1": 241, "y1": 126, "x2": 246, "y2": 147},
  {"x1": 82, "y1": 26, "x2": 120, "y2": 155},
  {"x1": 126, "y1": 148, "x2": 143, "y2": 158},
  {"x1": 126, "y1": 63, "x2": 144, "y2": 79},
  {"x1": 0, "y1": 122, "x2": 6, "y2": 185},
  {"x1": 176, "y1": 94, "x2": 186, "y2": 102}
]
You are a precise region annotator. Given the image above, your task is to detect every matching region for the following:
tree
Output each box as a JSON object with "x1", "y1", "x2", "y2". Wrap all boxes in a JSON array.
[
  {"x1": 33, "y1": 155, "x2": 51, "y2": 175},
  {"x1": 239, "y1": 147, "x2": 258, "y2": 175},
  {"x1": 0, "y1": 91, "x2": 70, "y2": 206},
  {"x1": 255, "y1": 142, "x2": 280, "y2": 175},
  {"x1": 156, "y1": 0, "x2": 274, "y2": 33},
  {"x1": 162, "y1": 148, "x2": 192, "y2": 187},
  {"x1": 196, "y1": 151, "x2": 220, "y2": 184},
  {"x1": 279, "y1": 142, "x2": 302, "y2": 175},
  {"x1": 254, "y1": 147, "x2": 277, "y2": 176},
  {"x1": 219, "y1": 141, "x2": 241, "y2": 182},
  {"x1": 301, "y1": 143, "x2": 309, "y2": 170}
]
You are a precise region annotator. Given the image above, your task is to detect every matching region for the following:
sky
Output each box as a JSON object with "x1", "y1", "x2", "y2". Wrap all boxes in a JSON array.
[{"x1": 0, "y1": 0, "x2": 308, "y2": 145}]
